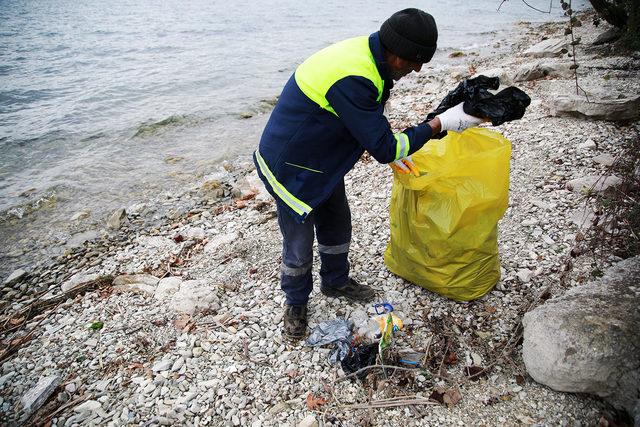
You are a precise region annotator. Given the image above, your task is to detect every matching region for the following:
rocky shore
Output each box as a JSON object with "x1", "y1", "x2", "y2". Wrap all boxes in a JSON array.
[{"x1": 2, "y1": 9, "x2": 639, "y2": 426}]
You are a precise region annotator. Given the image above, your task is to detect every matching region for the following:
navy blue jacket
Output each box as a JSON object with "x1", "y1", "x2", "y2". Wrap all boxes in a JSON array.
[{"x1": 254, "y1": 32, "x2": 433, "y2": 222}]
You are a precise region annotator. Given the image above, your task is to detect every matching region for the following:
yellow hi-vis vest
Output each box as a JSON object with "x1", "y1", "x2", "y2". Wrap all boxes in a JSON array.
[
  {"x1": 294, "y1": 36, "x2": 409, "y2": 160},
  {"x1": 294, "y1": 36, "x2": 385, "y2": 115}
]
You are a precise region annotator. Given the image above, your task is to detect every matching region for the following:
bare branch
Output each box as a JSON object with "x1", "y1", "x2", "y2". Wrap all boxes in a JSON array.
[{"x1": 521, "y1": 0, "x2": 553, "y2": 14}]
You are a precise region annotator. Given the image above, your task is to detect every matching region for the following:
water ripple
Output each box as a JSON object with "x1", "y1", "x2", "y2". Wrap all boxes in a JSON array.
[{"x1": 0, "y1": 0, "x2": 588, "y2": 275}]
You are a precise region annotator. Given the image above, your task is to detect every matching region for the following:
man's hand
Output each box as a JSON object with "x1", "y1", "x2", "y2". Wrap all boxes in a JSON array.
[
  {"x1": 389, "y1": 156, "x2": 419, "y2": 177},
  {"x1": 436, "y1": 102, "x2": 485, "y2": 132}
]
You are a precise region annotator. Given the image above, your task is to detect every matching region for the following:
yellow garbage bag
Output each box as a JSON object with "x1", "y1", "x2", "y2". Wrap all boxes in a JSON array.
[{"x1": 384, "y1": 128, "x2": 511, "y2": 301}]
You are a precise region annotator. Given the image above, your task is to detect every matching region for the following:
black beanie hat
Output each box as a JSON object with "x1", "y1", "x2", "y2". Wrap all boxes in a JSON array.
[{"x1": 380, "y1": 8, "x2": 438, "y2": 63}]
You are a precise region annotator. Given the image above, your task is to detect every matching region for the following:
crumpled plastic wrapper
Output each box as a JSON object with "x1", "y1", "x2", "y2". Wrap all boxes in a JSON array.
[
  {"x1": 305, "y1": 318, "x2": 354, "y2": 364},
  {"x1": 341, "y1": 343, "x2": 379, "y2": 379}
]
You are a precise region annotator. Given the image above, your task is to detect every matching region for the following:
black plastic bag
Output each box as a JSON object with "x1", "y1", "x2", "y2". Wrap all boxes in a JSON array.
[
  {"x1": 466, "y1": 86, "x2": 531, "y2": 125},
  {"x1": 341, "y1": 343, "x2": 378, "y2": 380},
  {"x1": 426, "y1": 75, "x2": 500, "y2": 119},
  {"x1": 425, "y1": 75, "x2": 531, "y2": 138}
]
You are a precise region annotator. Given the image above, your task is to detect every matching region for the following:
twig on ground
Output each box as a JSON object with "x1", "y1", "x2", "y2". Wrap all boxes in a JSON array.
[
  {"x1": 465, "y1": 310, "x2": 530, "y2": 381},
  {"x1": 437, "y1": 341, "x2": 451, "y2": 378},
  {"x1": 231, "y1": 337, "x2": 269, "y2": 367},
  {"x1": 421, "y1": 334, "x2": 434, "y2": 368},
  {"x1": 0, "y1": 276, "x2": 113, "y2": 336},
  {"x1": 340, "y1": 396, "x2": 438, "y2": 410},
  {"x1": 325, "y1": 380, "x2": 342, "y2": 407},
  {"x1": 467, "y1": 331, "x2": 524, "y2": 380},
  {"x1": 566, "y1": 0, "x2": 589, "y2": 99},
  {"x1": 0, "y1": 300, "x2": 64, "y2": 364},
  {"x1": 197, "y1": 319, "x2": 236, "y2": 334},
  {"x1": 36, "y1": 393, "x2": 91, "y2": 425},
  {"x1": 335, "y1": 364, "x2": 420, "y2": 383},
  {"x1": 504, "y1": 354, "x2": 527, "y2": 377},
  {"x1": 457, "y1": 286, "x2": 549, "y2": 382}
]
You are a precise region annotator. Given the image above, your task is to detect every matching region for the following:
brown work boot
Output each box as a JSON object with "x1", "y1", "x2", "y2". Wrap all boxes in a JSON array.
[
  {"x1": 283, "y1": 304, "x2": 308, "y2": 341},
  {"x1": 320, "y1": 278, "x2": 376, "y2": 303}
]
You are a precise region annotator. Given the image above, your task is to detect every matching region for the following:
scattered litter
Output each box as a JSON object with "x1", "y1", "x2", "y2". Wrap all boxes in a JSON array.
[
  {"x1": 374, "y1": 312, "x2": 403, "y2": 335},
  {"x1": 397, "y1": 350, "x2": 423, "y2": 367},
  {"x1": 358, "y1": 302, "x2": 404, "y2": 340},
  {"x1": 305, "y1": 318, "x2": 354, "y2": 364},
  {"x1": 374, "y1": 302, "x2": 394, "y2": 314},
  {"x1": 378, "y1": 313, "x2": 395, "y2": 364},
  {"x1": 341, "y1": 343, "x2": 378, "y2": 380}
]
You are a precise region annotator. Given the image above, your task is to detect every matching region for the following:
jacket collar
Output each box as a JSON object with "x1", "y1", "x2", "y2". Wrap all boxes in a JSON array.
[{"x1": 369, "y1": 32, "x2": 393, "y2": 88}]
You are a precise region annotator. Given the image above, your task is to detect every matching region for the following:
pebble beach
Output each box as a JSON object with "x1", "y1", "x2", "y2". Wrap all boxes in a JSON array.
[{"x1": 1, "y1": 8, "x2": 639, "y2": 426}]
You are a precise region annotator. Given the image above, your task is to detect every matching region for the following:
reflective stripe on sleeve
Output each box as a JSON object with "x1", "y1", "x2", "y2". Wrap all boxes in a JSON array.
[
  {"x1": 281, "y1": 262, "x2": 312, "y2": 277},
  {"x1": 394, "y1": 132, "x2": 409, "y2": 160},
  {"x1": 318, "y1": 242, "x2": 350, "y2": 255},
  {"x1": 255, "y1": 151, "x2": 312, "y2": 217}
]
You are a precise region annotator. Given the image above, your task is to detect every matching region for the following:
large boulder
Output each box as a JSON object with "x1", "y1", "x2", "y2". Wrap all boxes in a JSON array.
[
  {"x1": 522, "y1": 37, "x2": 568, "y2": 58},
  {"x1": 61, "y1": 271, "x2": 101, "y2": 292},
  {"x1": 107, "y1": 208, "x2": 127, "y2": 229},
  {"x1": 551, "y1": 94, "x2": 640, "y2": 121},
  {"x1": 472, "y1": 68, "x2": 513, "y2": 85},
  {"x1": 565, "y1": 175, "x2": 622, "y2": 194},
  {"x1": 592, "y1": 28, "x2": 621, "y2": 46},
  {"x1": 522, "y1": 256, "x2": 640, "y2": 418},
  {"x1": 511, "y1": 61, "x2": 572, "y2": 82},
  {"x1": 169, "y1": 280, "x2": 218, "y2": 315},
  {"x1": 112, "y1": 273, "x2": 160, "y2": 296}
]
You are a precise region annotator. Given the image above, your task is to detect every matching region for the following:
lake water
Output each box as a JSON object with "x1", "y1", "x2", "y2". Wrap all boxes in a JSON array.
[{"x1": 0, "y1": 0, "x2": 586, "y2": 275}]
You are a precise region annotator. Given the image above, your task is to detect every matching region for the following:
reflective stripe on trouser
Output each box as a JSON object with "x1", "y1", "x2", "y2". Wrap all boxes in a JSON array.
[
  {"x1": 317, "y1": 242, "x2": 350, "y2": 254},
  {"x1": 276, "y1": 180, "x2": 352, "y2": 305}
]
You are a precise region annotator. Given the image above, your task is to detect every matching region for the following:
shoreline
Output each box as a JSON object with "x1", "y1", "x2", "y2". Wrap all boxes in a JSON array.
[
  {"x1": 0, "y1": 5, "x2": 579, "y2": 281},
  {"x1": 2, "y1": 8, "x2": 640, "y2": 425}
]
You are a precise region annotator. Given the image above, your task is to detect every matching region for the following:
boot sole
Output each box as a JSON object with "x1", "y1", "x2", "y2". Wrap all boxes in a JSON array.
[{"x1": 283, "y1": 330, "x2": 306, "y2": 341}]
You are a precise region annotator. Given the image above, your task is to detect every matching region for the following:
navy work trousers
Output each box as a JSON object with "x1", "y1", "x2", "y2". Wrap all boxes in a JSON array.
[{"x1": 276, "y1": 180, "x2": 352, "y2": 305}]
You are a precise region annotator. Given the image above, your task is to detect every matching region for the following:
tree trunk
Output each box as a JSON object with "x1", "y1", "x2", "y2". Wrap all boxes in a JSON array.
[
  {"x1": 589, "y1": 0, "x2": 628, "y2": 27},
  {"x1": 621, "y1": 0, "x2": 640, "y2": 50}
]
